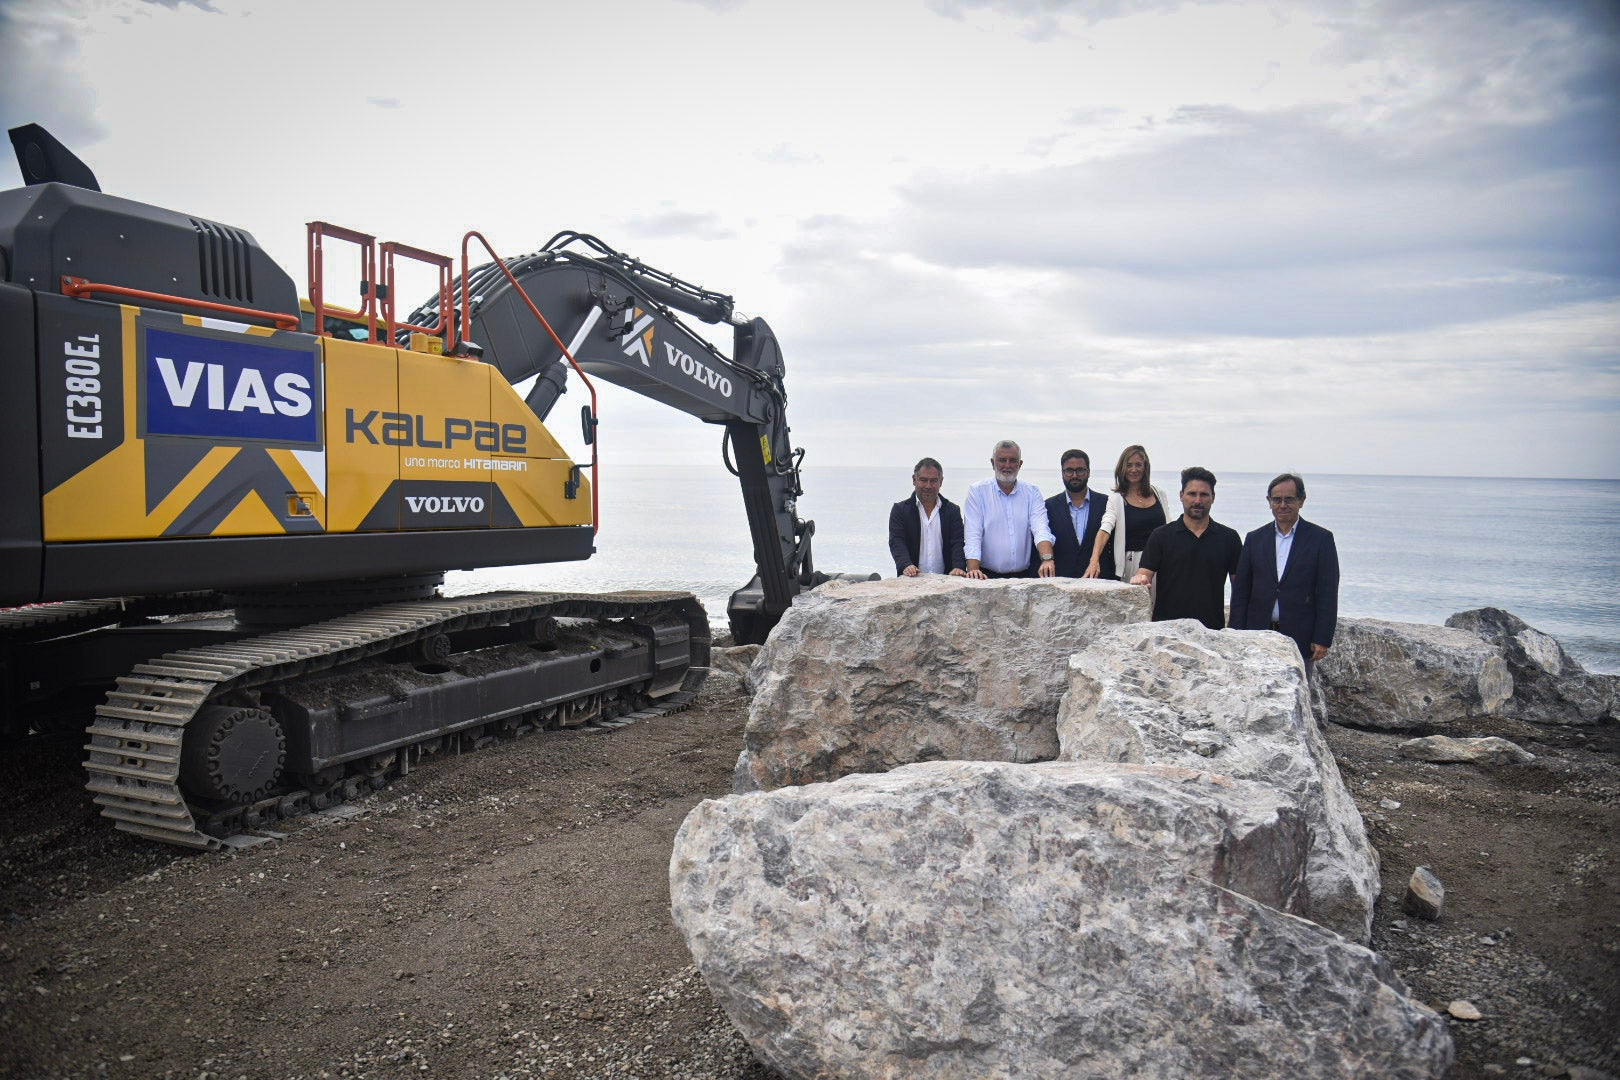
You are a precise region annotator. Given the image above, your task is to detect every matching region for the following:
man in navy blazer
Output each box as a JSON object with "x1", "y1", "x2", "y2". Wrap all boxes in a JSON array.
[
  {"x1": 1037, "y1": 449, "x2": 1114, "y2": 579},
  {"x1": 888, "y1": 457, "x2": 967, "y2": 576},
  {"x1": 1230, "y1": 473, "x2": 1340, "y2": 673}
]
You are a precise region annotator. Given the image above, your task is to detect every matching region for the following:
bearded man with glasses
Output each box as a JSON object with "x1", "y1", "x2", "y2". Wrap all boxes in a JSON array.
[
  {"x1": 1230, "y1": 473, "x2": 1341, "y2": 680},
  {"x1": 1037, "y1": 449, "x2": 1111, "y2": 579}
]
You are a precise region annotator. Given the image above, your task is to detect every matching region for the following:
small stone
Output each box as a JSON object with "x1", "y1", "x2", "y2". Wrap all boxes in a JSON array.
[
  {"x1": 1380, "y1": 799, "x2": 1402, "y2": 810},
  {"x1": 1180, "y1": 730, "x2": 1227, "y2": 757},
  {"x1": 1403, "y1": 866, "x2": 1446, "y2": 921},
  {"x1": 1398, "y1": 735, "x2": 1535, "y2": 765},
  {"x1": 1482, "y1": 1067, "x2": 1505, "y2": 1076},
  {"x1": 1448, "y1": 1000, "x2": 1483, "y2": 1020},
  {"x1": 1391, "y1": 919, "x2": 1410, "y2": 930},
  {"x1": 1520, "y1": 1059, "x2": 1537, "y2": 1067}
]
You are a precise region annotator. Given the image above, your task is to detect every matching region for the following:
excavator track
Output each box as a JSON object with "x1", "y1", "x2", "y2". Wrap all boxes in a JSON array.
[
  {"x1": 83, "y1": 590, "x2": 709, "y2": 851},
  {"x1": 0, "y1": 591, "x2": 227, "y2": 644}
]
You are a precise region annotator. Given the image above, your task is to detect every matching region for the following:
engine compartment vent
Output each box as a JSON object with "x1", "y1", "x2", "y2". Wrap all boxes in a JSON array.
[{"x1": 192, "y1": 218, "x2": 256, "y2": 303}]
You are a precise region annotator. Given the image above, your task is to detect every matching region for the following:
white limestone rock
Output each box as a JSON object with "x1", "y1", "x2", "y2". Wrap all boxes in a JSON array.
[
  {"x1": 734, "y1": 576, "x2": 1149, "y2": 792},
  {"x1": 1055, "y1": 620, "x2": 1379, "y2": 942},
  {"x1": 671, "y1": 760, "x2": 1452, "y2": 1080},
  {"x1": 708, "y1": 644, "x2": 761, "y2": 681},
  {"x1": 1397, "y1": 734, "x2": 1536, "y2": 765},
  {"x1": 1315, "y1": 617, "x2": 1513, "y2": 731},
  {"x1": 1445, "y1": 607, "x2": 1616, "y2": 726}
]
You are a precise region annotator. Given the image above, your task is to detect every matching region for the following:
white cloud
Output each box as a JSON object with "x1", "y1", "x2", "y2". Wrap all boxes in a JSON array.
[{"x1": 0, "y1": 2, "x2": 105, "y2": 147}]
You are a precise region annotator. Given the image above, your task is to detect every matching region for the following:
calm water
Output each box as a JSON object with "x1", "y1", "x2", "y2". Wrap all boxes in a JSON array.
[{"x1": 450, "y1": 467, "x2": 1620, "y2": 674}]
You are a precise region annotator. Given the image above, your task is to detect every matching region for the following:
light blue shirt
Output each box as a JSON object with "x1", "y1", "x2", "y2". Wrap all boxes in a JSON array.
[
  {"x1": 1272, "y1": 522, "x2": 1296, "y2": 622},
  {"x1": 1068, "y1": 491, "x2": 1091, "y2": 546},
  {"x1": 963, "y1": 478, "x2": 1053, "y2": 573}
]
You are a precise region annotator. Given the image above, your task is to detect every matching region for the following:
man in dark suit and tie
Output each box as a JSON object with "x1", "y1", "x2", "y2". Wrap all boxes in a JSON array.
[
  {"x1": 1038, "y1": 450, "x2": 1113, "y2": 579},
  {"x1": 888, "y1": 457, "x2": 967, "y2": 577},
  {"x1": 1230, "y1": 473, "x2": 1340, "y2": 677}
]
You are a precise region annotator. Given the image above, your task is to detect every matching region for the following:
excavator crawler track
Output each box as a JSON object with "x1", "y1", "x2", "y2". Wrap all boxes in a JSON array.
[
  {"x1": 82, "y1": 590, "x2": 709, "y2": 851},
  {"x1": 0, "y1": 592, "x2": 226, "y2": 644}
]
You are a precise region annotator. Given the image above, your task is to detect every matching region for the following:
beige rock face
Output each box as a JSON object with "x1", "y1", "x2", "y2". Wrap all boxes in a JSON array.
[
  {"x1": 1055, "y1": 620, "x2": 1379, "y2": 942},
  {"x1": 734, "y1": 577, "x2": 1150, "y2": 792},
  {"x1": 1316, "y1": 617, "x2": 1513, "y2": 730},
  {"x1": 671, "y1": 760, "x2": 1453, "y2": 1080}
]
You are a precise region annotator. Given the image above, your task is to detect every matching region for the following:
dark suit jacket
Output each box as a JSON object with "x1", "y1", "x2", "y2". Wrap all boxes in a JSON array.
[
  {"x1": 1230, "y1": 517, "x2": 1340, "y2": 657},
  {"x1": 888, "y1": 494, "x2": 966, "y2": 575},
  {"x1": 1038, "y1": 490, "x2": 1113, "y2": 579}
]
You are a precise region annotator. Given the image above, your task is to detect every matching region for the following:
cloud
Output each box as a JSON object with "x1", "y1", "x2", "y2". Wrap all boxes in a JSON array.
[
  {"x1": 924, "y1": 0, "x2": 1188, "y2": 39},
  {"x1": 885, "y1": 39, "x2": 1619, "y2": 337},
  {"x1": 754, "y1": 143, "x2": 822, "y2": 166},
  {"x1": 0, "y1": 4, "x2": 104, "y2": 164},
  {"x1": 621, "y1": 207, "x2": 736, "y2": 242}
]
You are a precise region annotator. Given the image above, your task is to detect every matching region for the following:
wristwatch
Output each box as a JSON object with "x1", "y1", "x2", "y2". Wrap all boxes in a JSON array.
[{"x1": 1040, "y1": 553, "x2": 1054, "y2": 561}]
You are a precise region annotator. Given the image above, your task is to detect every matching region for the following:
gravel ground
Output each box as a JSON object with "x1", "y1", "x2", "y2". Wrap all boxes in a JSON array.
[{"x1": 1, "y1": 668, "x2": 1616, "y2": 1079}]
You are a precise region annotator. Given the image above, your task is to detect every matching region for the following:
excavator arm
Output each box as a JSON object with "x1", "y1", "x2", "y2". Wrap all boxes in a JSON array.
[{"x1": 412, "y1": 236, "x2": 817, "y2": 644}]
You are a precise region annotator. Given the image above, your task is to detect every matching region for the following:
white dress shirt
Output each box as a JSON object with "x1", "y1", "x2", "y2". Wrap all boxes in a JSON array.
[
  {"x1": 963, "y1": 478, "x2": 1053, "y2": 573},
  {"x1": 916, "y1": 497, "x2": 946, "y2": 575}
]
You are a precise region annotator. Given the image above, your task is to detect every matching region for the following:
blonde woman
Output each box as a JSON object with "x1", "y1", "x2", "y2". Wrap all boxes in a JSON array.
[{"x1": 1084, "y1": 445, "x2": 1171, "y2": 582}]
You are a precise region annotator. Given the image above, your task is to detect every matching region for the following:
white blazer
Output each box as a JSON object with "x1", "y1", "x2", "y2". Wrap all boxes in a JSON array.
[{"x1": 1097, "y1": 484, "x2": 1171, "y2": 580}]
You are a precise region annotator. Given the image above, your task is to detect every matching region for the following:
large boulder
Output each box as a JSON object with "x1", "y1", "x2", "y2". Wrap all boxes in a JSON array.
[
  {"x1": 734, "y1": 577, "x2": 1149, "y2": 792},
  {"x1": 671, "y1": 760, "x2": 1453, "y2": 1080},
  {"x1": 1055, "y1": 621, "x2": 1379, "y2": 942},
  {"x1": 1315, "y1": 617, "x2": 1513, "y2": 731},
  {"x1": 1445, "y1": 607, "x2": 1616, "y2": 725}
]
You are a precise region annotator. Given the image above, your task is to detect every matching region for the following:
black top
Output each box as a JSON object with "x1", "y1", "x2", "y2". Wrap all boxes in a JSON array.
[
  {"x1": 1141, "y1": 517, "x2": 1242, "y2": 629},
  {"x1": 1122, "y1": 498, "x2": 1167, "y2": 552}
]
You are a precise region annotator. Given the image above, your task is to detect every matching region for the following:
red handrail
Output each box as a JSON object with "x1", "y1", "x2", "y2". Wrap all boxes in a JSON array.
[
  {"x1": 60, "y1": 277, "x2": 299, "y2": 330},
  {"x1": 460, "y1": 230, "x2": 600, "y2": 535},
  {"x1": 306, "y1": 221, "x2": 377, "y2": 341},
  {"x1": 379, "y1": 240, "x2": 452, "y2": 342}
]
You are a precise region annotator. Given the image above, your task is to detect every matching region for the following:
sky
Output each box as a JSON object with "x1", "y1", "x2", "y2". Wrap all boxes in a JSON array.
[{"x1": 2, "y1": 0, "x2": 1617, "y2": 484}]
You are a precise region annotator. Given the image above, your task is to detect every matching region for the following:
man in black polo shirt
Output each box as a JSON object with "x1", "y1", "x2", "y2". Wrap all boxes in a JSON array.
[{"x1": 1130, "y1": 466, "x2": 1241, "y2": 629}]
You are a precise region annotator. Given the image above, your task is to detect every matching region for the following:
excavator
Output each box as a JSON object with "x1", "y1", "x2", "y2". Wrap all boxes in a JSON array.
[{"x1": 0, "y1": 124, "x2": 824, "y2": 850}]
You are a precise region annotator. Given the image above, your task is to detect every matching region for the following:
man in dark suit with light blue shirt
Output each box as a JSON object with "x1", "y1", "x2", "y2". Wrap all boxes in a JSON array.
[
  {"x1": 1230, "y1": 473, "x2": 1340, "y2": 677},
  {"x1": 1038, "y1": 449, "x2": 1113, "y2": 579}
]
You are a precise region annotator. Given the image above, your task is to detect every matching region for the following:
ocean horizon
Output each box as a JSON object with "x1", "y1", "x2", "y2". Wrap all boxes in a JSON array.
[{"x1": 450, "y1": 466, "x2": 1620, "y2": 676}]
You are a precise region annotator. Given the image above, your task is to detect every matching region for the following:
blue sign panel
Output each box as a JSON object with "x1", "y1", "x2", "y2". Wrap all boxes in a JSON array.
[{"x1": 145, "y1": 327, "x2": 321, "y2": 445}]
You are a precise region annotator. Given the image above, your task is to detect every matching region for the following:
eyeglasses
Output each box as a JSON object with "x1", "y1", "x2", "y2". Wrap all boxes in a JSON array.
[
  {"x1": 1268, "y1": 496, "x2": 1300, "y2": 506},
  {"x1": 1062, "y1": 468, "x2": 1088, "y2": 476}
]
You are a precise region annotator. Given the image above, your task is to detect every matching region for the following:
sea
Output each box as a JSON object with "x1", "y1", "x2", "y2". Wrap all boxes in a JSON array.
[{"x1": 449, "y1": 467, "x2": 1620, "y2": 676}]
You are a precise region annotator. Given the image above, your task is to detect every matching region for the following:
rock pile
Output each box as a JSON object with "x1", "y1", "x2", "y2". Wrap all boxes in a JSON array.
[
  {"x1": 1314, "y1": 608, "x2": 1615, "y2": 732},
  {"x1": 671, "y1": 582, "x2": 1517, "y2": 1076}
]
